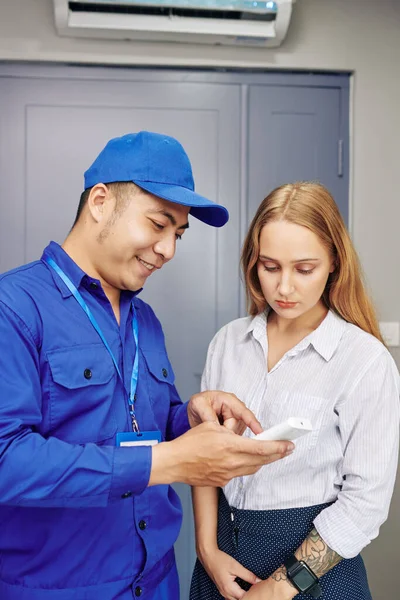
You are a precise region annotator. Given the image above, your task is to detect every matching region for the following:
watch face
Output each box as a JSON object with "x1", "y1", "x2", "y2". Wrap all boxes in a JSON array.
[{"x1": 293, "y1": 565, "x2": 317, "y2": 591}]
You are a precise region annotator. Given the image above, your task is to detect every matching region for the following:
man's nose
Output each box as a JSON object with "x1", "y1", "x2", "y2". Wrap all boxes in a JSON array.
[{"x1": 154, "y1": 235, "x2": 176, "y2": 262}]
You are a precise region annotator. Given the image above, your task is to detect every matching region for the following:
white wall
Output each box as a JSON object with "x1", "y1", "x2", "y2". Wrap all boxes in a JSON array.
[{"x1": 0, "y1": 0, "x2": 399, "y2": 597}]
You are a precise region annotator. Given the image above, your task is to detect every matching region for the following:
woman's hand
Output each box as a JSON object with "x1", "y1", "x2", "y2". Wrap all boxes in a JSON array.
[
  {"x1": 243, "y1": 574, "x2": 297, "y2": 599},
  {"x1": 199, "y1": 546, "x2": 260, "y2": 600}
]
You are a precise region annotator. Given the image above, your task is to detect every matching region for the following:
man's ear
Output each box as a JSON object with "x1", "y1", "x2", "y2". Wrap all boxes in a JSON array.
[{"x1": 87, "y1": 184, "x2": 114, "y2": 224}]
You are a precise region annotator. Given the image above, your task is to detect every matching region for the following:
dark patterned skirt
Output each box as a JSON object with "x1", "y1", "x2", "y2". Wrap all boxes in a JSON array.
[{"x1": 190, "y1": 490, "x2": 372, "y2": 600}]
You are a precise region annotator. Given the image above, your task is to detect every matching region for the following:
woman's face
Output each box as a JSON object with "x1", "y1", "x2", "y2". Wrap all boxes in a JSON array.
[{"x1": 256, "y1": 219, "x2": 335, "y2": 322}]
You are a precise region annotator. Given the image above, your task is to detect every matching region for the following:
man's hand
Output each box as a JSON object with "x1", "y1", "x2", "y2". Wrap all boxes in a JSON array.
[
  {"x1": 149, "y1": 422, "x2": 294, "y2": 487},
  {"x1": 187, "y1": 390, "x2": 263, "y2": 435}
]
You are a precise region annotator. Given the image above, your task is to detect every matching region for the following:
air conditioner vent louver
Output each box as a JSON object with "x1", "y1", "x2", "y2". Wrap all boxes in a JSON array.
[{"x1": 69, "y1": 2, "x2": 276, "y2": 21}]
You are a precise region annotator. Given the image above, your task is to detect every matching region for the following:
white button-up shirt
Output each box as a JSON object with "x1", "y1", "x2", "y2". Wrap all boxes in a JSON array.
[{"x1": 201, "y1": 310, "x2": 400, "y2": 558}]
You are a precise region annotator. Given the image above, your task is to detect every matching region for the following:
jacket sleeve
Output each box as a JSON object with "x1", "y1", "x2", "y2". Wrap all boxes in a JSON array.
[
  {"x1": 165, "y1": 388, "x2": 190, "y2": 441},
  {"x1": 314, "y1": 350, "x2": 400, "y2": 558},
  {"x1": 0, "y1": 300, "x2": 152, "y2": 508}
]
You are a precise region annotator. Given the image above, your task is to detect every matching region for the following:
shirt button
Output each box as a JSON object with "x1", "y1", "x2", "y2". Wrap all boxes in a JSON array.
[
  {"x1": 84, "y1": 369, "x2": 92, "y2": 380},
  {"x1": 134, "y1": 586, "x2": 142, "y2": 597},
  {"x1": 89, "y1": 282, "x2": 98, "y2": 290},
  {"x1": 121, "y1": 491, "x2": 133, "y2": 499},
  {"x1": 139, "y1": 519, "x2": 147, "y2": 530},
  {"x1": 162, "y1": 368, "x2": 168, "y2": 378}
]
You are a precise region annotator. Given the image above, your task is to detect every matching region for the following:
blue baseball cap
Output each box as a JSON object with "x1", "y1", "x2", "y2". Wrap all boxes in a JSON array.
[{"x1": 84, "y1": 131, "x2": 229, "y2": 227}]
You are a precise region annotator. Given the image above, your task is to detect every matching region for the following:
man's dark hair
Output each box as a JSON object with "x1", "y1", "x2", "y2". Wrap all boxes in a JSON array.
[
  {"x1": 72, "y1": 182, "x2": 136, "y2": 227},
  {"x1": 73, "y1": 188, "x2": 91, "y2": 226}
]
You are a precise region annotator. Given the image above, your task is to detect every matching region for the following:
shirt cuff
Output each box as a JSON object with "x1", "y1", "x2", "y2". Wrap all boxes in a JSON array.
[
  {"x1": 313, "y1": 502, "x2": 371, "y2": 559},
  {"x1": 109, "y1": 445, "x2": 152, "y2": 502}
]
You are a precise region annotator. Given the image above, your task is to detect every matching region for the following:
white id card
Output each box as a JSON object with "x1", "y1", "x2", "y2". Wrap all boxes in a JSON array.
[{"x1": 116, "y1": 431, "x2": 162, "y2": 447}]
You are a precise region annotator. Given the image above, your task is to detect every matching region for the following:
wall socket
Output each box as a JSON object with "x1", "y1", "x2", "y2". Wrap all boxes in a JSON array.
[{"x1": 379, "y1": 322, "x2": 400, "y2": 347}]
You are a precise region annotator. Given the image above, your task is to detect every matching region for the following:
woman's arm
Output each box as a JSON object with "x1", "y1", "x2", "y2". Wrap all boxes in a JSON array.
[
  {"x1": 192, "y1": 330, "x2": 261, "y2": 599},
  {"x1": 192, "y1": 486, "x2": 219, "y2": 559},
  {"x1": 245, "y1": 349, "x2": 399, "y2": 599},
  {"x1": 267, "y1": 527, "x2": 342, "y2": 598},
  {"x1": 192, "y1": 486, "x2": 260, "y2": 600},
  {"x1": 244, "y1": 527, "x2": 342, "y2": 599}
]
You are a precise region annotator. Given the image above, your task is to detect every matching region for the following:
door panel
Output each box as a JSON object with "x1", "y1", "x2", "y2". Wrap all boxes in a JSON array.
[{"x1": 248, "y1": 85, "x2": 348, "y2": 223}]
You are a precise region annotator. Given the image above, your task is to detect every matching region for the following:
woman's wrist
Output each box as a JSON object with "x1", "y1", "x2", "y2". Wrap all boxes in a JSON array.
[
  {"x1": 267, "y1": 566, "x2": 299, "y2": 600},
  {"x1": 196, "y1": 540, "x2": 219, "y2": 563},
  {"x1": 261, "y1": 578, "x2": 297, "y2": 600}
]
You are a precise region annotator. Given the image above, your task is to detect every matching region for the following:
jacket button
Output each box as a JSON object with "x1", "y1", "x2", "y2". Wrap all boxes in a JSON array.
[
  {"x1": 135, "y1": 586, "x2": 142, "y2": 597},
  {"x1": 162, "y1": 368, "x2": 168, "y2": 378},
  {"x1": 121, "y1": 491, "x2": 133, "y2": 499},
  {"x1": 84, "y1": 369, "x2": 92, "y2": 380},
  {"x1": 139, "y1": 519, "x2": 147, "y2": 530}
]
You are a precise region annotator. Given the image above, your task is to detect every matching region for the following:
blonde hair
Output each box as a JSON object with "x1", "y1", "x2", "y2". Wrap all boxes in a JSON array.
[{"x1": 241, "y1": 182, "x2": 384, "y2": 343}]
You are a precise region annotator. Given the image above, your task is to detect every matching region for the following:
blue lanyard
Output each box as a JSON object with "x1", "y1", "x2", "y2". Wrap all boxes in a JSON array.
[{"x1": 45, "y1": 257, "x2": 140, "y2": 432}]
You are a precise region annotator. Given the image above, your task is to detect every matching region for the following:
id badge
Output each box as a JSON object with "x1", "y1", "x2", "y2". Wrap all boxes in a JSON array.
[{"x1": 116, "y1": 431, "x2": 162, "y2": 447}]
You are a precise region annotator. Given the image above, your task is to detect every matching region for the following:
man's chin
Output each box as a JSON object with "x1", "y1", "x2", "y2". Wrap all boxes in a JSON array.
[{"x1": 126, "y1": 274, "x2": 149, "y2": 292}]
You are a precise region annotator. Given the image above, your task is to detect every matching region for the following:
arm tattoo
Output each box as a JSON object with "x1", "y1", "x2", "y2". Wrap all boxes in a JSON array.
[
  {"x1": 296, "y1": 528, "x2": 342, "y2": 577},
  {"x1": 270, "y1": 528, "x2": 342, "y2": 589},
  {"x1": 271, "y1": 565, "x2": 297, "y2": 590}
]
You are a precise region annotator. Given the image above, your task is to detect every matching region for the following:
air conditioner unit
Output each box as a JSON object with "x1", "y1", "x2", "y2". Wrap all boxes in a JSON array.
[{"x1": 53, "y1": 0, "x2": 294, "y2": 48}]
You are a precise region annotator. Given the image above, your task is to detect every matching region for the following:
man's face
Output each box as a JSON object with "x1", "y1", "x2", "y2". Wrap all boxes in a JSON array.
[{"x1": 94, "y1": 186, "x2": 190, "y2": 293}]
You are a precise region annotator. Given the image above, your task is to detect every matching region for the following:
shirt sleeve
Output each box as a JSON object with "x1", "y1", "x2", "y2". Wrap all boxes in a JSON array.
[
  {"x1": 200, "y1": 333, "x2": 218, "y2": 392},
  {"x1": 165, "y1": 388, "x2": 190, "y2": 440},
  {"x1": 0, "y1": 300, "x2": 151, "y2": 508},
  {"x1": 313, "y1": 350, "x2": 400, "y2": 558}
]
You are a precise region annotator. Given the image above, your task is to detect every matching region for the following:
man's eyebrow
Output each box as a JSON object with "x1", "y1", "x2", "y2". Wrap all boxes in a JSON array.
[
  {"x1": 259, "y1": 255, "x2": 320, "y2": 263},
  {"x1": 149, "y1": 209, "x2": 190, "y2": 230}
]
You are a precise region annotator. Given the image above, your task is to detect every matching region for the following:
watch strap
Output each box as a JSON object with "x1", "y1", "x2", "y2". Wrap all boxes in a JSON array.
[
  {"x1": 284, "y1": 554, "x2": 299, "y2": 572},
  {"x1": 284, "y1": 554, "x2": 322, "y2": 598},
  {"x1": 309, "y1": 584, "x2": 323, "y2": 598}
]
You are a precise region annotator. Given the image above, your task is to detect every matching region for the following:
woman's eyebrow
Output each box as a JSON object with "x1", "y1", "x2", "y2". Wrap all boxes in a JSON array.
[{"x1": 259, "y1": 255, "x2": 320, "y2": 263}]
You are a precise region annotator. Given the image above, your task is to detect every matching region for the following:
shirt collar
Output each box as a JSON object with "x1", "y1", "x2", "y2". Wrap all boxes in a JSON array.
[
  {"x1": 243, "y1": 308, "x2": 346, "y2": 362},
  {"x1": 41, "y1": 241, "x2": 142, "y2": 304},
  {"x1": 242, "y1": 311, "x2": 267, "y2": 343},
  {"x1": 306, "y1": 309, "x2": 347, "y2": 361}
]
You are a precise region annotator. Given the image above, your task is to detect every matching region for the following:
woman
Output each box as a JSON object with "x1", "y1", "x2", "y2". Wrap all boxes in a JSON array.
[{"x1": 190, "y1": 182, "x2": 399, "y2": 600}]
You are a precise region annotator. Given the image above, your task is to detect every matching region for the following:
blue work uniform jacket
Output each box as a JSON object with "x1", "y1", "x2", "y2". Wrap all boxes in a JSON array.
[{"x1": 0, "y1": 242, "x2": 191, "y2": 599}]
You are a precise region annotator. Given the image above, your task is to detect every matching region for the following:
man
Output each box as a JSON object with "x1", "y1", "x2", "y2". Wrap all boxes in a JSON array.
[{"x1": 0, "y1": 131, "x2": 293, "y2": 600}]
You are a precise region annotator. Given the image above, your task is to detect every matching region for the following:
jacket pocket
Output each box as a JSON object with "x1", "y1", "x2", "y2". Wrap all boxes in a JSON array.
[
  {"x1": 47, "y1": 343, "x2": 117, "y2": 443},
  {"x1": 141, "y1": 349, "x2": 176, "y2": 437},
  {"x1": 141, "y1": 349, "x2": 175, "y2": 386}
]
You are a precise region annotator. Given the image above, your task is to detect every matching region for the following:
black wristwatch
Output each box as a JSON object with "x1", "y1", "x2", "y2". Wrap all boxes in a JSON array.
[{"x1": 283, "y1": 555, "x2": 322, "y2": 598}]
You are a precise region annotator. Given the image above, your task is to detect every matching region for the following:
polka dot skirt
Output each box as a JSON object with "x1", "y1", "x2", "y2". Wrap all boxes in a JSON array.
[{"x1": 190, "y1": 491, "x2": 372, "y2": 600}]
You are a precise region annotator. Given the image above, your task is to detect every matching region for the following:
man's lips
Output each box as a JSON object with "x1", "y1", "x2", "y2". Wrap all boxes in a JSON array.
[{"x1": 136, "y1": 257, "x2": 160, "y2": 271}]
